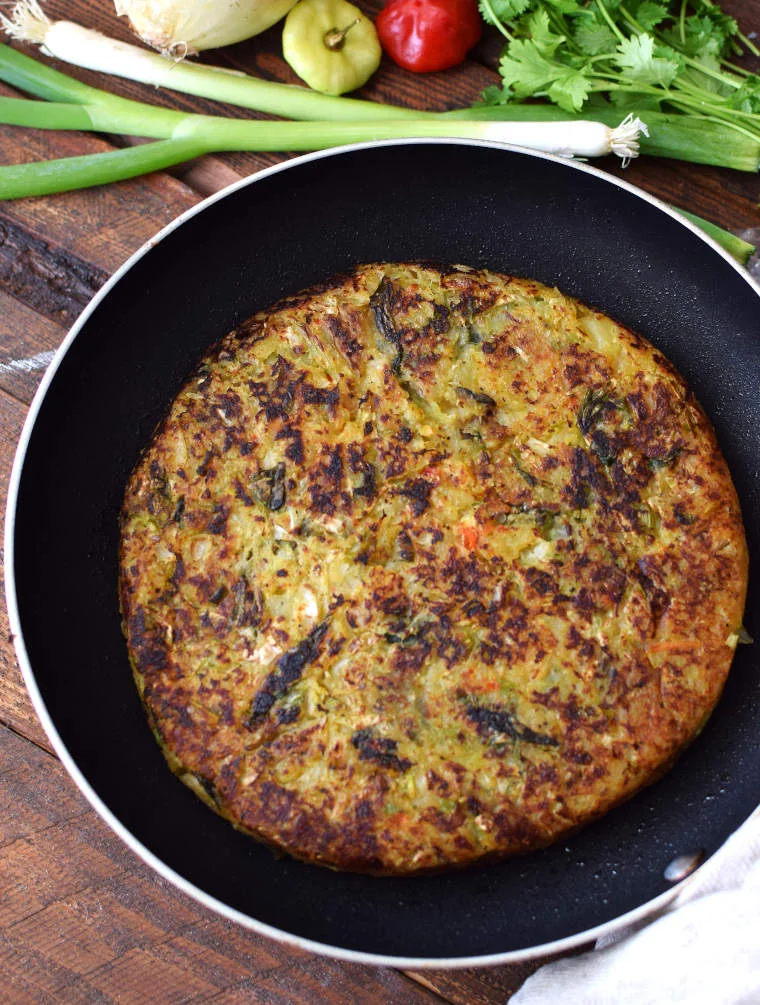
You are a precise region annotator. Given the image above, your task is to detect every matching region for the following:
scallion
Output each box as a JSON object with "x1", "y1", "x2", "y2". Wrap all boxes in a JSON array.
[
  {"x1": 0, "y1": 41, "x2": 646, "y2": 201},
  {"x1": 4, "y1": 4, "x2": 759, "y2": 171},
  {"x1": 676, "y1": 208, "x2": 757, "y2": 266},
  {"x1": 2, "y1": 4, "x2": 423, "y2": 121},
  {"x1": 0, "y1": 111, "x2": 643, "y2": 201},
  {"x1": 0, "y1": 138, "x2": 207, "y2": 199},
  {"x1": 0, "y1": 79, "x2": 641, "y2": 159},
  {"x1": 454, "y1": 104, "x2": 760, "y2": 174}
]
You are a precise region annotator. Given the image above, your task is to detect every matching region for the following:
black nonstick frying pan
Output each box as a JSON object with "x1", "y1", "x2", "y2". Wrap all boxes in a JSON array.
[{"x1": 6, "y1": 141, "x2": 760, "y2": 967}]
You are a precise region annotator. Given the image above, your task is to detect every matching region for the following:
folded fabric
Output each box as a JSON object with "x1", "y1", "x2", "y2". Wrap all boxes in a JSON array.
[{"x1": 512, "y1": 808, "x2": 760, "y2": 1005}]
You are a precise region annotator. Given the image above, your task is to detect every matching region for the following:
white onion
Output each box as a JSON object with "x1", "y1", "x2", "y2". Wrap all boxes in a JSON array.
[{"x1": 115, "y1": 0, "x2": 297, "y2": 55}]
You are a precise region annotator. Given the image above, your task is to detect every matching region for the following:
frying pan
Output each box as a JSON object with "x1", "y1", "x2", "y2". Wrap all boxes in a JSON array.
[{"x1": 6, "y1": 140, "x2": 760, "y2": 967}]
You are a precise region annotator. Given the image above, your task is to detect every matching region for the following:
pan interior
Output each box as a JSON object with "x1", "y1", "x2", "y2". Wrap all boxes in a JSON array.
[{"x1": 11, "y1": 143, "x2": 760, "y2": 961}]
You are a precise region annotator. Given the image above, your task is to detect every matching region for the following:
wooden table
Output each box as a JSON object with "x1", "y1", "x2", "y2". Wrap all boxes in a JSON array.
[{"x1": 1, "y1": 1, "x2": 758, "y2": 1000}]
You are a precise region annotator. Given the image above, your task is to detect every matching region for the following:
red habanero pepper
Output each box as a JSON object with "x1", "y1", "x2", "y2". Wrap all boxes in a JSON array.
[{"x1": 376, "y1": 0, "x2": 482, "y2": 73}]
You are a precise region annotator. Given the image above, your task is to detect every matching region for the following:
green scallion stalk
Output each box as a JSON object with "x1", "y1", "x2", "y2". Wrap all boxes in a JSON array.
[
  {"x1": 0, "y1": 44, "x2": 183, "y2": 136},
  {"x1": 0, "y1": 90, "x2": 637, "y2": 160},
  {"x1": 4, "y1": 133, "x2": 752, "y2": 266},
  {"x1": 0, "y1": 45, "x2": 646, "y2": 197},
  {"x1": 0, "y1": 138, "x2": 207, "y2": 199},
  {"x1": 454, "y1": 104, "x2": 760, "y2": 173},
  {"x1": 0, "y1": 61, "x2": 748, "y2": 262},
  {"x1": 3, "y1": 5, "x2": 759, "y2": 172},
  {"x1": 0, "y1": 95, "x2": 92, "y2": 131},
  {"x1": 676, "y1": 208, "x2": 756, "y2": 266},
  {"x1": 1, "y1": 8, "x2": 425, "y2": 122}
]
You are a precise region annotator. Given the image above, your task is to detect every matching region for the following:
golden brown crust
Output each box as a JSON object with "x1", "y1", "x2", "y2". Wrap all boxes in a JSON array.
[{"x1": 119, "y1": 263, "x2": 748, "y2": 874}]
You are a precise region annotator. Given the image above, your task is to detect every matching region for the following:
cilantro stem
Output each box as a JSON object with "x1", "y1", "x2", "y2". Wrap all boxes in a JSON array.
[
  {"x1": 736, "y1": 31, "x2": 760, "y2": 59},
  {"x1": 667, "y1": 75, "x2": 741, "y2": 104},
  {"x1": 479, "y1": 0, "x2": 514, "y2": 41},
  {"x1": 547, "y1": 11, "x2": 579, "y2": 52},
  {"x1": 578, "y1": 70, "x2": 760, "y2": 136},
  {"x1": 619, "y1": 5, "x2": 744, "y2": 91},
  {"x1": 619, "y1": 4, "x2": 756, "y2": 93},
  {"x1": 477, "y1": 0, "x2": 760, "y2": 171},
  {"x1": 719, "y1": 62, "x2": 754, "y2": 80},
  {"x1": 582, "y1": 53, "x2": 624, "y2": 65},
  {"x1": 685, "y1": 58, "x2": 750, "y2": 85},
  {"x1": 617, "y1": 6, "x2": 645, "y2": 35},
  {"x1": 674, "y1": 96, "x2": 760, "y2": 130},
  {"x1": 594, "y1": 0, "x2": 627, "y2": 43},
  {"x1": 667, "y1": 104, "x2": 760, "y2": 144}
]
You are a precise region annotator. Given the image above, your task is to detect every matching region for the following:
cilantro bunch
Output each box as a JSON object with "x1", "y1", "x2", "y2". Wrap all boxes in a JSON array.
[{"x1": 479, "y1": 0, "x2": 760, "y2": 157}]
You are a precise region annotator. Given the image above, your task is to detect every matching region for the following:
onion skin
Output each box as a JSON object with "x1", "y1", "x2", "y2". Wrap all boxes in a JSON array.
[{"x1": 115, "y1": 0, "x2": 297, "y2": 54}]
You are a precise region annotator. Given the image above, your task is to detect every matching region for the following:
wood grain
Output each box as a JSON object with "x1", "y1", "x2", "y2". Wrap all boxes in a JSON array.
[
  {"x1": 0, "y1": 385, "x2": 53, "y2": 750},
  {"x1": 0, "y1": 295, "x2": 63, "y2": 402},
  {"x1": 0, "y1": 125, "x2": 201, "y2": 274},
  {"x1": 0, "y1": 726, "x2": 445, "y2": 1004},
  {"x1": 406, "y1": 959, "x2": 588, "y2": 1004},
  {"x1": 0, "y1": 216, "x2": 107, "y2": 327},
  {"x1": 0, "y1": 0, "x2": 758, "y2": 1000}
]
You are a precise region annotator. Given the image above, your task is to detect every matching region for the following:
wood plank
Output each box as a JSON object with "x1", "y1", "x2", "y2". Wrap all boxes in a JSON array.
[
  {"x1": 0, "y1": 121, "x2": 201, "y2": 274},
  {"x1": 0, "y1": 386, "x2": 51, "y2": 750},
  {"x1": 174, "y1": 155, "x2": 247, "y2": 200},
  {"x1": 0, "y1": 295, "x2": 64, "y2": 404},
  {"x1": 405, "y1": 953, "x2": 590, "y2": 1004},
  {"x1": 0, "y1": 213, "x2": 107, "y2": 327},
  {"x1": 0, "y1": 734, "x2": 91, "y2": 845},
  {"x1": 2, "y1": 826, "x2": 125, "y2": 929},
  {"x1": 0, "y1": 724, "x2": 450, "y2": 1003}
]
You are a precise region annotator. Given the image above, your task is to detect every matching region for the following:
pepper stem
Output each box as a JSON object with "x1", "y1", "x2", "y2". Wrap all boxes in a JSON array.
[{"x1": 323, "y1": 19, "x2": 359, "y2": 52}]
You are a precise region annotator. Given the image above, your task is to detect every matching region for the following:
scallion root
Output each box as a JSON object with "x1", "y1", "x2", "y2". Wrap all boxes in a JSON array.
[
  {"x1": 611, "y1": 114, "x2": 649, "y2": 167},
  {"x1": 0, "y1": 0, "x2": 50, "y2": 47}
]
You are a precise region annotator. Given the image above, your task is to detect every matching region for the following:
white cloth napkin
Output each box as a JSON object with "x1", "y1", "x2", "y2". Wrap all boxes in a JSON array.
[{"x1": 512, "y1": 808, "x2": 760, "y2": 1005}]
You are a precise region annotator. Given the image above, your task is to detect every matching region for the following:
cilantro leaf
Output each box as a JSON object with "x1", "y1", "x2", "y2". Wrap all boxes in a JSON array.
[
  {"x1": 615, "y1": 35, "x2": 680, "y2": 88},
  {"x1": 680, "y1": 53, "x2": 734, "y2": 95},
  {"x1": 661, "y1": 14, "x2": 725, "y2": 59},
  {"x1": 728, "y1": 79, "x2": 760, "y2": 115},
  {"x1": 574, "y1": 20, "x2": 618, "y2": 56},
  {"x1": 609, "y1": 90, "x2": 663, "y2": 111},
  {"x1": 689, "y1": 3, "x2": 739, "y2": 51},
  {"x1": 547, "y1": 69, "x2": 593, "y2": 111},
  {"x1": 630, "y1": 1, "x2": 669, "y2": 32},
  {"x1": 499, "y1": 40, "x2": 566, "y2": 97},
  {"x1": 485, "y1": 0, "x2": 760, "y2": 166},
  {"x1": 542, "y1": 0, "x2": 586, "y2": 13},
  {"x1": 478, "y1": 0, "x2": 531, "y2": 26},
  {"x1": 525, "y1": 8, "x2": 566, "y2": 55},
  {"x1": 480, "y1": 84, "x2": 510, "y2": 106}
]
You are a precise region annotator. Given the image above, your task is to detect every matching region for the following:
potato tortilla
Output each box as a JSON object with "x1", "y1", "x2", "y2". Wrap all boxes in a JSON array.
[{"x1": 119, "y1": 263, "x2": 748, "y2": 874}]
